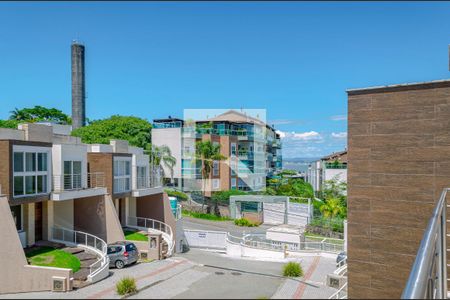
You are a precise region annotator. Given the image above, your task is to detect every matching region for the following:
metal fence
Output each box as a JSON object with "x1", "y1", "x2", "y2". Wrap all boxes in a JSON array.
[{"x1": 401, "y1": 188, "x2": 449, "y2": 299}]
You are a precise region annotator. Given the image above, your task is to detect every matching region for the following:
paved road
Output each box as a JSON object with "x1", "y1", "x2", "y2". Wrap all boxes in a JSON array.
[{"x1": 0, "y1": 249, "x2": 340, "y2": 299}]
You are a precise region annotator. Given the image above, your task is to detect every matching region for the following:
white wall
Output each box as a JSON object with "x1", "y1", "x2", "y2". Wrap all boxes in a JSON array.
[
  {"x1": 324, "y1": 168, "x2": 347, "y2": 184},
  {"x1": 152, "y1": 128, "x2": 182, "y2": 179},
  {"x1": 53, "y1": 200, "x2": 74, "y2": 230},
  {"x1": 52, "y1": 143, "x2": 89, "y2": 188}
]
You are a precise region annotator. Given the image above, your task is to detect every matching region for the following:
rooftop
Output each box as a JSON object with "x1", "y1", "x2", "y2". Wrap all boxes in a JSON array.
[{"x1": 346, "y1": 78, "x2": 450, "y2": 95}]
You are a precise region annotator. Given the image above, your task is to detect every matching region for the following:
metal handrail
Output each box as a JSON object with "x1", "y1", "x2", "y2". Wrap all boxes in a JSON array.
[
  {"x1": 127, "y1": 216, "x2": 175, "y2": 256},
  {"x1": 329, "y1": 281, "x2": 348, "y2": 299},
  {"x1": 50, "y1": 226, "x2": 109, "y2": 280},
  {"x1": 401, "y1": 188, "x2": 449, "y2": 299}
]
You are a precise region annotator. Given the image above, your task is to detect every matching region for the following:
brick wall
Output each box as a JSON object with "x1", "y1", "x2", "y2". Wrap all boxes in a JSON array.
[
  {"x1": 0, "y1": 141, "x2": 11, "y2": 198},
  {"x1": 87, "y1": 153, "x2": 113, "y2": 195},
  {"x1": 347, "y1": 82, "x2": 450, "y2": 298}
]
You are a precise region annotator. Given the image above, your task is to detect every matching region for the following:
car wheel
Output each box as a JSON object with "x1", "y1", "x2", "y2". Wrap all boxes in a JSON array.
[{"x1": 115, "y1": 260, "x2": 125, "y2": 269}]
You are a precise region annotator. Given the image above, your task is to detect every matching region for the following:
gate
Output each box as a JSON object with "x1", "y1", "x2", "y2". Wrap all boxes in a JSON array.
[{"x1": 184, "y1": 229, "x2": 227, "y2": 250}]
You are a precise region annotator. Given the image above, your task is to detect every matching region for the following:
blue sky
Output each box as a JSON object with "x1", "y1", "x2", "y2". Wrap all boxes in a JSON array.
[{"x1": 0, "y1": 2, "x2": 449, "y2": 158}]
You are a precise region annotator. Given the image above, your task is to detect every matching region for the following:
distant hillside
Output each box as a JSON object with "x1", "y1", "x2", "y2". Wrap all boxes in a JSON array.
[{"x1": 282, "y1": 157, "x2": 320, "y2": 172}]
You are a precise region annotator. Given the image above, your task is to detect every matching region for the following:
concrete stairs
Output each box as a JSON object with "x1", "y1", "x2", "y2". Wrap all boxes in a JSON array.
[{"x1": 62, "y1": 247, "x2": 100, "y2": 289}]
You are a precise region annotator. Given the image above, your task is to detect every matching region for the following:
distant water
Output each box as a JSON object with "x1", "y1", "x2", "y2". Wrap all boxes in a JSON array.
[{"x1": 282, "y1": 157, "x2": 320, "y2": 172}]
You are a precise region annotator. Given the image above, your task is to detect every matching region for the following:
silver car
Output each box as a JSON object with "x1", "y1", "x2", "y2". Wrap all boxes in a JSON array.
[{"x1": 107, "y1": 241, "x2": 139, "y2": 269}]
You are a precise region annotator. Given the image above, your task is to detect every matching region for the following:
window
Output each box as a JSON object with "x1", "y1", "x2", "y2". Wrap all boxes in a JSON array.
[
  {"x1": 137, "y1": 166, "x2": 148, "y2": 188},
  {"x1": 231, "y1": 143, "x2": 236, "y2": 156},
  {"x1": 10, "y1": 205, "x2": 22, "y2": 231},
  {"x1": 213, "y1": 179, "x2": 220, "y2": 190},
  {"x1": 126, "y1": 243, "x2": 137, "y2": 252},
  {"x1": 25, "y1": 153, "x2": 36, "y2": 172},
  {"x1": 64, "y1": 161, "x2": 82, "y2": 190},
  {"x1": 114, "y1": 158, "x2": 132, "y2": 193},
  {"x1": 241, "y1": 202, "x2": 258, "y2": 212},
  {"x1": 213, "y1": 161, "x2": 219, "y2": 176},
  {"x1": 37, "y1": 153, "x2": 47, "y2": 171},
  {"x1": 14, "y1": 153, "x2": 23, "y2": 172},
  {"x1": 231, "y1": 178, "x2": 237, "y2": 189},
  {"x1": 13, "y1": 150, "x2": 49, "y2": 197}
]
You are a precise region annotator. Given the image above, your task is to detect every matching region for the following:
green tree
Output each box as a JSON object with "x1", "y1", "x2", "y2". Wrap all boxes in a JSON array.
[
  {"x1": 280, "y1": 169, "x2": 297, "y2": 176},
  {"x1": 71, "y1": 115, "x2": 152, "y2": 149},
  {"x1": 321, "y1": 175, "x2": 347, "y2": 201},
  {"x1": 147, "y1": 145, "x2": 176, "y2": 183},
  {"x1": 211, "y1": 190, "x2": 248, "y2": 206},
  {"x1": 319, "y1": 198, "x2": 346, "y2": 219},
  {"x1": 266, "y1": 178, "x2": 314, "y2": 199},
  {"x1": 9, "y1": 106, "x2": 71, "y2": 124},
  {"x1": 194, "y1": 140, "x2": 227, "y2": 213}
]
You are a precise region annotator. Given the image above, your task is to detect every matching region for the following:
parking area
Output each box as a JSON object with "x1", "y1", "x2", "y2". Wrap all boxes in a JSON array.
[{"x1": 0, "y1": 248, "x2": 339, "y2": 299}]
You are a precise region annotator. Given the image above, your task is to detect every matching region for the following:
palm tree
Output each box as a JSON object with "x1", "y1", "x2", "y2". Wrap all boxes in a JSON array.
[
  {"x1": 194, "y1": 140, "x2": 227, "y2": 212},
  {"x1": 9, "y1": 108, "x2": 32, "y2": 121},
  {"x1": 146, "y1": 145, "x2": 176, "y2": 184}
]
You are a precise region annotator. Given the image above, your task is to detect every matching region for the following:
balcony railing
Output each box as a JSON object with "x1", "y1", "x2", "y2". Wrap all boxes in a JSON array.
[
  {"x1": 401, "y1": 188, "x2": 449, "y2": 299},
  {"x1": 324, "y1": 162, "x2": 347, "y2": 169},
  {"x1": 135, "y1": 175, "x2": 163, "y2": 189},
  {"x1": 114, "y1": 177, "x2": 131, "y2": 194},
  {"x1": 53, "y1": 172, "x2": 105, "y2": 192}
]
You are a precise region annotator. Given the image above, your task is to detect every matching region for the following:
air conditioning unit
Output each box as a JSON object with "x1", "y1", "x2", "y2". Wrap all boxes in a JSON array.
[
  {"x1": 52, "y1": 276, "x2": 67, "y2": 292},
  {"x1": 140, "y1": 250, "x2": 149, "y2": 260}
]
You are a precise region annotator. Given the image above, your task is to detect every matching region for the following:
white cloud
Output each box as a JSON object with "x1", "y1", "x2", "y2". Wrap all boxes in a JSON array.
[
  {"x1": 277, "y1": 130, "x2": 347, "y2": 159},
  {"x1": 292, "y1": 131, "x2": 322, "y2": 140},
  {"x1": 270, "y1": 119, "x2": 304, "y2": 125},
  {"x1": 330, "y1": 115, "x2": 347, "y2": 121},
  {"x1": 331, "y1": 132, "x2": 348, "y2": 139},
  {"x1": 276, "y1": 130, "x2": 322, "y2": 141}
]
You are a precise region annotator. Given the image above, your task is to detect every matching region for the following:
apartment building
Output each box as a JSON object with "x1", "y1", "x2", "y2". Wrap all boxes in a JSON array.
[
  {"x1": 152, "y1": 110, "x2": 282, "y2": 194},
  {"x1": 306, "y1": 150, "x2": 347, "y2": 194},
  {"x1": 347, "y1": 79, "x2": 450, "y2": 298},
  {"x1": 0, "y1": 123, "x2": 176, "y2": 294}
]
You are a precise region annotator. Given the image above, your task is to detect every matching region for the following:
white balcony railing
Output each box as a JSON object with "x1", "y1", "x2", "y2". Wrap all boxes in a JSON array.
[
  {"x1": 50, "y1": 226, "x2": 109, "y2": 282},
  {"x1": 53, "y1": 173, "x2": 105, "y2": 192}
]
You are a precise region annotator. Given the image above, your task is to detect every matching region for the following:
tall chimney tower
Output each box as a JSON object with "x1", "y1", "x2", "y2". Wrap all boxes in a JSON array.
[{"x1": 71, "y1": 41, "x2": 85, "y2": 130}]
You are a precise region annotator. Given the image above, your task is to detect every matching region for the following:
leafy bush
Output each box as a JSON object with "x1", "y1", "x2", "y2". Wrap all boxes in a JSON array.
[
  {"x1": 211, "y1": 190, "x2": 249, "y2": 206},
  {"x1": 282, "y1": 262, "x2": 303, "y2": 277},
  {"x1": 0, "y1": 119, "x2": 20, "y2": 129},
  {"x1": 116, "y1": 277, "x2": 137, "y2": 296},
  {"x1": 165, "y1": 189, "x2": 188, "y2": 201},
  {"x1": 234, "y1": 218, "x2": 259, "y2": 227},
  {"x1": 182, "y1": 209, "x2": 231, "y2": 221},
  {"x1": 309, "y1": 216, "x2": 344, "y2": 233}
]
